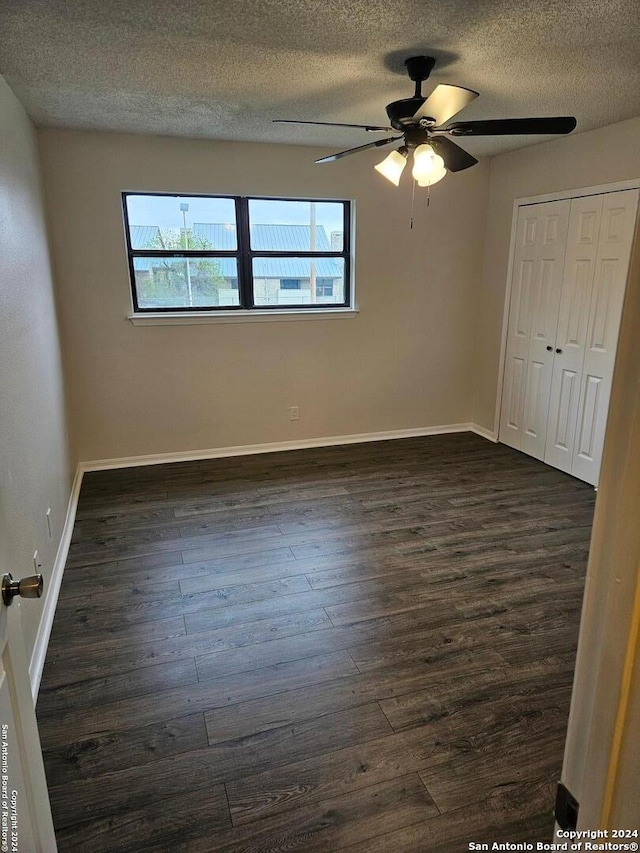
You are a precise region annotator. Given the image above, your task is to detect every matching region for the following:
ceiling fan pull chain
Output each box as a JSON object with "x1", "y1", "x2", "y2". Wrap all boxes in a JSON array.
[
  {"x1": 426, "y1": 184, "x2": 431, "y2": 207},
  {"x1": 410, "y1": 179, "x2": 416, "y2": 229}
]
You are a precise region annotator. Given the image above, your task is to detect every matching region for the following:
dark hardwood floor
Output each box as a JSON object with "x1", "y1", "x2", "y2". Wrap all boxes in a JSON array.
[{"x1": 36, "y1": 432, "x2": 595, "y2": 852}]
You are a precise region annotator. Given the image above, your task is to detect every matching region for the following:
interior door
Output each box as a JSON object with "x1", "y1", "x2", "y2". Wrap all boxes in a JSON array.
[
  {"x1": 544, "y1": 195, "x2": 604, "y2": 473},
  {"x1": 499, "y1": 199, "x2": 570, "y2": 456},
  {"x1": 571, "y1": 188, "x2": 640, "y2": 485},
  {"x1": 0, "y1": 579, "x2": 57, "y2": 851}
]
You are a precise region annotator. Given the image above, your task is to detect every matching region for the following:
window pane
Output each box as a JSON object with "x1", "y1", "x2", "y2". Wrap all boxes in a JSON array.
[
  {"x1": 126, "y1": 195, "x2": 237, "y2": 250},
  {"x1": 248, "y1": 200, "x2": 345, "y2": 251},
  {"x1": 252, "y1": 258, "x2": 345, "y2": 306},
  {"x1": 133, "y1": 257, "x2": 240, "y2": 308}
]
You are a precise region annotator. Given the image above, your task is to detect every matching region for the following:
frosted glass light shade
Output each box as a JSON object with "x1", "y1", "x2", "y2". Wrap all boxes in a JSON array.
[
  {"x1": 412, "y1": 144, "x2": 447, "y2": 186},
  {"x1": 374, "y1": 149, "x2": 408, "y2": 186},
  {"x1": 415, "y1": 164, "x2": 447, "y2": 186}
]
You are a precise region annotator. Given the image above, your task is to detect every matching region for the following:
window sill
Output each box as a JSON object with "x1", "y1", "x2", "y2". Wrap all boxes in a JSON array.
[{"x1": 128, "y1": 308, "x2": 359, "y2": 326}]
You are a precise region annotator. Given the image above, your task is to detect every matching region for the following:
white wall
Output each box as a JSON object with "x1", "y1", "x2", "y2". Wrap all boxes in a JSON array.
[
  {"x1": 37, "y1": 128, "x2": 490, "y2": 463},
  {"x1": 473, "y1": 116, "x2": 640, "y2": 432},
  {"x1": 0, "y1": 78, "x2": 72, "y2": 661}
]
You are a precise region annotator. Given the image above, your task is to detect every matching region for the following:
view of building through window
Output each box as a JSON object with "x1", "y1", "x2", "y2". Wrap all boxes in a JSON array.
[{"x1": 124, "y1": 195, "x2": 350, "y2": 310}]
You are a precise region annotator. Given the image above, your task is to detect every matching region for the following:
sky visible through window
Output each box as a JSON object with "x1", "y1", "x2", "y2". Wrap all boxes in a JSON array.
[{"x1": 126, "y1": 195, "x2": 345, "y2": 243}]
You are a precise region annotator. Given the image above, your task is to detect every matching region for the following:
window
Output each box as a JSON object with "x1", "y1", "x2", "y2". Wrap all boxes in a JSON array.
[
  {"x1": 316, "y1": 278, "x2": 334, "y2": 297},
  {"x1": 123, "y1": 194, "x2": 351, "y2": 312}
]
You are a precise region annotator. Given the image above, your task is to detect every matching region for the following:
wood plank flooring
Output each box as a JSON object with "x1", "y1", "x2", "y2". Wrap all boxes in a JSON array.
[{"x1": 36, "y1": 433, "x2": 595, "y2": 852}]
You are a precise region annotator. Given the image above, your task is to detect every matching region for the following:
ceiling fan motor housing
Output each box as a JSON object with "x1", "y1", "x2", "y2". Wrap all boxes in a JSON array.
[{"x1": 386, "y1": 99, "x2": 434, "y2": 130}]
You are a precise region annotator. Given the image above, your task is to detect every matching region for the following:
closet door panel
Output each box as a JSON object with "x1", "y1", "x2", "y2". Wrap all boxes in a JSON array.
[
  {"x1": 572, "y1": 189, "x2": 640, "y2": 484},
  {"x1": 500, "y1": 216, "x2": 538, "y2": 450},
  {"x1": 500, "y1": 200, "x2": 570, "y2": 454},
  {"x1": 544, "y1": 196, "x2": 603, "y2": 472},
  {"x1": 549, "y1": 367, "x2": 580, "y2": 455},
  {"x1": 521, "y1": 244, "x2": 568, "y2": 457}
]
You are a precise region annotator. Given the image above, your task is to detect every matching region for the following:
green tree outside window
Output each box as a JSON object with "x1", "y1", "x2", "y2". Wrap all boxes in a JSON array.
[{"x1": 139, "y1": 229, "x2": 228, "y2": 307}]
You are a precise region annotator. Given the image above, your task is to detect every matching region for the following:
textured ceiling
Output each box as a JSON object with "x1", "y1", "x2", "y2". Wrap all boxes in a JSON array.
[{"x1": 1, "y1": 0, "x2": 639, "y2": 158}]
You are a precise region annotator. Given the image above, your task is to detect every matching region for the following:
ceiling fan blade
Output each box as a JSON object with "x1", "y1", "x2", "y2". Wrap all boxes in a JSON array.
[
  {"x1": 412, "y1": 84, "x2": 479, "y2": 126},
  {"x1": 315, "y1": 136, "x2": 403, "y2": 164},
  {"x1": 429, "y1": 136, "x2": 478, "y2": 172},
  {"x1": 274, "y1": 119, "x2": 394, "y2": 132},
  {"x1": 446, "y1": 117, "x2": 577, "y2": 136}
]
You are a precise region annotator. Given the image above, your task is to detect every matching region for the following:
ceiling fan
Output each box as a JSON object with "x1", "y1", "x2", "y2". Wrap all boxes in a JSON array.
[{"x1": 274, "y1": 56, "x2": 577, "y2": 187}]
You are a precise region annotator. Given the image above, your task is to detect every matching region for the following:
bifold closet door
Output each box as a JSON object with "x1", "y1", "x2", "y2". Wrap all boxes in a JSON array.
[
  {"x1": 499, "y1": 199, "x2": 570, "y2": 458},
  {"x1": 570, "y1": 188, "x2": 639, "y2": 484},
  {"x1": 544, "y1": 194, "x2": 604, "y2": 474},
  {"x1": 501, "y1": 188, "x2": 639, "y2": 486}
]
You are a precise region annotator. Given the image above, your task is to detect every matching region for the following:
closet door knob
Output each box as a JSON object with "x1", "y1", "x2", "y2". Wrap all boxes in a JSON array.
[
  {"x1": 546, "y1": 345, "x2": 553, "y2": 351},
  {"x1": 556, "y1": 348, "x2": 563, "y2": 354}
]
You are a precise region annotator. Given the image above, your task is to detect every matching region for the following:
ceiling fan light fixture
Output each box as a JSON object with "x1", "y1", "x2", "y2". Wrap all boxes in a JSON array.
[
  {"x1": 412, "y1": 143, "x2": 447, "y2": 186},
  {"x1": 415, "y1": 163, "x2": 447, "y2": 187},
  {"x1": 282, "y1": 57, "x2": 577, "y2": 193},
  {"x1": 374, "y1": 146, "x2": 408, "y2": 186}
]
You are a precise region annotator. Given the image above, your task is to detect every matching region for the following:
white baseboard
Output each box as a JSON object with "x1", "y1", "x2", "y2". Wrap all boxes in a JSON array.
[
  {"x1": 29, "y1": 465, "x2": 84, "y2": 700},
  {"x1": 470, "y1": 423, "x2": 498, "y2": 442},
  {"x1": 81, "y1": 423, "x2": 481, "y2": 471}
]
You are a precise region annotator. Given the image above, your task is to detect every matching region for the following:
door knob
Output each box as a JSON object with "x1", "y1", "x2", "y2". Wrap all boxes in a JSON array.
[
  {"x1": 556, "y1": 348, "x2": 563, "y2": 354},
  {"x1": 2, "y1": 573, "x2": 43, "y2": 607},
  {"x1": 546, "y1": 345, "x2": 553, "y2": 351}
]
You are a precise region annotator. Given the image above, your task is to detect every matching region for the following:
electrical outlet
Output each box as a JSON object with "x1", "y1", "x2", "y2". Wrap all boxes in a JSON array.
[
  {"x1": 33, "y1": 550, "x2": 42, "y2": 573},
  {"x1": 289, "y1": 406, "x2": 300, "y2": 421},
  {"x1": 46, "y1": 507, "x2": 52, "y2": 538}
]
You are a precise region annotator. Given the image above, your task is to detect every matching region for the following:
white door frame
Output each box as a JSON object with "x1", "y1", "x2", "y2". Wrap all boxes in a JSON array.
[
  {"x1": 491, "y1": 177, "x2": 640, "y2": 825},
  {"x1": 559, "y1": 210, "x2": 640, "y2": 827},
  {"x1": 492, "y1": 178, "x2": 640, "y2": 442},
  {"x1": 0, "y1": 601, "x2": 57, "y2": 850}
]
